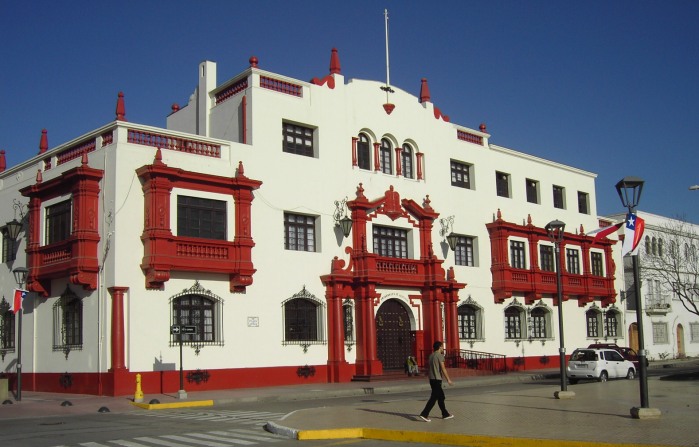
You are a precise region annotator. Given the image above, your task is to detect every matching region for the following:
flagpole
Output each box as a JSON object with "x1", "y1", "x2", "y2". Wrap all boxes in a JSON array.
[
  {"x1": 16, "y1": 307, "x2": 22, "y2": 401},
  {"x1": 384, "y1": 9, "x2": 390, "y2": 88}
]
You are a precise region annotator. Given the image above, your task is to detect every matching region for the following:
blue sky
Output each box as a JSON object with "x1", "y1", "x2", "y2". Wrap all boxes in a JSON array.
[{"x1": 2, "y1": 1, "x2": 698, "y2": 223}]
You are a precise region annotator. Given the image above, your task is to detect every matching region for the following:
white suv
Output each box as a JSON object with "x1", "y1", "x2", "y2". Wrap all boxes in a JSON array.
[{"x1": 566, "y1": 348, "x2": 636, "y2": 384}]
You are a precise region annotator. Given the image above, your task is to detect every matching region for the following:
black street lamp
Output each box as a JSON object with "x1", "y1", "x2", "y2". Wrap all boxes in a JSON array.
[
  {"x1": 615, "y1": 176, "x2": 660, "y2": 419},
  {"x1": 12, "y1": 266, "x2": 28, "y2": 402},
  {"x1": 545, "y1": 220, "x2": 574, "y2": 399}
]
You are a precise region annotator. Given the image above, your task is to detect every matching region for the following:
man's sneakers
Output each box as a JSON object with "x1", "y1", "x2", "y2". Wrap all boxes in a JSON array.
[
  {"x1": 419, "y1": 415, "x2": 431, "y2": 422},
  {"x1": 443, "y1": 414, "x2": 454, "y2": 420}
]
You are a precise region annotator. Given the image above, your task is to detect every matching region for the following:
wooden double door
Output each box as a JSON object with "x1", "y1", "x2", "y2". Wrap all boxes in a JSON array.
[{"x1": 376, "y1": 299, "x2": 413, "y2": 370}]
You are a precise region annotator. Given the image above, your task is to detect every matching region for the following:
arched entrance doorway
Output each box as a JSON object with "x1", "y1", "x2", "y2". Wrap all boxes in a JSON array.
[
  {"x1": 628, "y1": 323, "x2": 639, "y2": 352},
  {"x1": 376, "y1": 299, "x2": 412, "y2": 370},
  {"x1": 677, "y1": 324, "x2": 685, "y2": 358}
]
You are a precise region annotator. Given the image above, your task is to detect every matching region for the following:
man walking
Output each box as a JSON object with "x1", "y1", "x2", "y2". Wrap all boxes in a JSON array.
[{"x1": 419, "y1": 340, "x2": 453, "y2": 422}]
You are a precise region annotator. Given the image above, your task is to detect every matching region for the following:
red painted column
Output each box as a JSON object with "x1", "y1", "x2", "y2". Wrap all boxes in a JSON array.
[
  {"x1": 351, "y1": 137, "x2": 358, "y2": 167},
  {"x1": 394, "y1": 147, "x2": 402, "y2": 176},
  {"x1": 108, "y1": 286, "x2": 128, "y2": 371},
  {"x1": 416, "y1": 153, "x2": 423, "y2": 180},
  {"x1": 373, "y1": 142, "x2": 381, "y2": 171}
]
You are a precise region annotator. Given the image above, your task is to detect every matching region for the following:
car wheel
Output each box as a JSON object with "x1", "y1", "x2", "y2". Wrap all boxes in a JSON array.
[
  {"x1": 626, "y1": 369, "x2": 635, "y2": 380},
  {"x1": 598, "y1": 371, "x2": 608, "y2": 382}
]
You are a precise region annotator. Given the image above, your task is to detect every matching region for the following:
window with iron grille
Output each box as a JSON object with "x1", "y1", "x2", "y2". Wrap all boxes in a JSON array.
[
  {"x1": 566, "y1": 248, "x2": 580, "y2": 274},
  {"x1": 169, "y1": 281, "x2": 223, "y2": 346},
  {"x1": 45, "y1": 200, "x2": 72, "y2": 245},
  {"x1": 591, "y1": 252, "x2": 604, "y2": 276},
  {"x1": 0, "y1": 298, "x2": 15, "y2": 351},
  {"x1": 451, "y1": 161, "x2": 472, "y2": 189},
  {"x1": 284, "y1": 213, "x2": 316, "y2": 252},
  {"x1": 177, "y1": 195, "x2": 227, "y2": 240},
  {"x1": 553, "y1": 185, "x2": 565, "y2": 209},
  {"x1": 578, "y1": 191, "x2": 589, "y2": 214},
  {"x1": 343, "y1": 302, "x2": 354, "y2": 343},
  {"x1": 458, "y1": 305, "x2": 479, "y2": 339},
  {"x1": 357, "y1": 133, "x2": 371, "y2": 170},
  {"x1": 402, "y1": 144, "x2": 413, "y2": 178},
  {"x1": 605, "y1": 311, "x2": 619, "y2": 338},
  {"x1": 454, "y1": 235, "x2": 475, "y2": 266},
  {"x1": 496, "y1": 171, "x2": 510, "y2": 198},
  {"x1": 1, "y1": 227, "x2": 16, "y2": 262},
  {"x1": 380, "y1": 138, "x2": 392, "y2": 174},
  {"x1": 526, "y1": 179, "x2": 539, "y2": 204},
  {"x1": 510, "y1": 240, "x2": 526, "y2": 269},
  {"x1": 652, "y1": 322, "x2": 668, "y2": 344},
  {"x1": 282, "y1": 287, "x2": 326, "y2": 345},
  {"x1": 505, "y1": 306, "x2": 523, "y2": 339},
  {"x1": 373, "y1": 225, "x2": 408, "y2": 258},
  {"x1": 53, "y1": 287, "x2": 82, "y2": 352},
  {"x1": 586, "y1": 309, "x2": 600, "y2": 337},
  {"x1": 530, "y1": 307, "x2": 548, "y2": 338},
  {"x1": 540, "y1": 245, "x2": 554, "y2": 272},
  {"x1": 283, "y1": 122, "x2": 314, "y2": 157}
]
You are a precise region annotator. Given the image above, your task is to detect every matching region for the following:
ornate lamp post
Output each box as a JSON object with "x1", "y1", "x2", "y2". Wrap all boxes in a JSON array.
[
  {"x1": 545, "y1": 220, "x2": 575, "y2": 399},
  {"x1": 616, "y1": 176, "x2": 660, "y2": 419},
  {"x1": 12, "y1": 267, "x2": 28, "y2": 402}
]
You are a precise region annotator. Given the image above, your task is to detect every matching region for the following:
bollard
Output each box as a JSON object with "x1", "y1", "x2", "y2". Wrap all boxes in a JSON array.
[{"x1": 134, "y1": 373, "x2": 144, "y2": 403}]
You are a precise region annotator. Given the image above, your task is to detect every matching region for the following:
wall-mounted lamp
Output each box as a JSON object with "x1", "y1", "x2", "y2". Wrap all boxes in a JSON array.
[
  {"x1": 333, "y1": 197, "x2": 353, "y2": 238},
  {"x1": 5, "y1": 199, "x2": 27, "y2": 240},
  {"x1": 439, "y1": 215, "x2": 459, "y2": 251}
]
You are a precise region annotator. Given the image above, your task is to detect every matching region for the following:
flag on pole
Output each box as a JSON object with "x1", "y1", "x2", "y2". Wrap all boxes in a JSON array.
[
  {"x1": 10, "y1": 289, "x2": 27, "y2": 314},
  {"x1": 621, "y1": 212, "x2": 645, "y2": 257},
  {"x1": 587, "y1": 221, "x2": 623, "y2": 240}
]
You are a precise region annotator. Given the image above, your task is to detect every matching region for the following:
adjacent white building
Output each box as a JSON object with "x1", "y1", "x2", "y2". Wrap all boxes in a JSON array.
[{"x1": 1, "y1": 49, "x2": 627, "y2": 395}]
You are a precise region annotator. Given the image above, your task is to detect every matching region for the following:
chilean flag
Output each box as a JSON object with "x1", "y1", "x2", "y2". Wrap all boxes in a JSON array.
[
  {"x1": 621, "y1": 212, "x2": 645, "y2": 257},
  {"x1": 10, "y1": 289, "x2": 27, "y2": 314}
]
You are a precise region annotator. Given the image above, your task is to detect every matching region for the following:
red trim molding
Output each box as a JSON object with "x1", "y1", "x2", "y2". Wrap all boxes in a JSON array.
[{"x1": 137, "y1": 152, "x2": 262, "y2": 291}]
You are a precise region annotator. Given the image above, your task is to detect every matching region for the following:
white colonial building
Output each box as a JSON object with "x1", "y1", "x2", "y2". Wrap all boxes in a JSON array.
[
  {"x1": 607, "y1": 211, "x2": 699, "y2": 360},
  {"x1": 1, "y1": 49, "x2": 626, "y2": 396}
]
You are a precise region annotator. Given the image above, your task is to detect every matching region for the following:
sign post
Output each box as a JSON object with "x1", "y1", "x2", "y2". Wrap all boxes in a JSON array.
[{"x1": 171, "y1": 324, "x2": 197, "y2": 399}]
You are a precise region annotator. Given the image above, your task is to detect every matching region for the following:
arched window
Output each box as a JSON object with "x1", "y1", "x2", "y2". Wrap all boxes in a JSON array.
[
  {"x1": 645, "y1": 236, "x2": 651, "y2": 255},
  {"x1": 458, "y1": 302, "x2": 482, "y2": 340},
  {"x1": 169, "y1": 281, "x2": 223, "y2": 346},
  {"x1": 658, "y1": 238, "x2": 663, "y2": 256},
  {"x1": 586, "y1": 308, "x2": 601, "y2": 338},
  {"x1": 380, "y1": 138, "x2": 393, "y2": 174},
  {"x1": 530, "y1": 307, "x2": 549, "y2": 339},
  {"x1": 53, "y1": 286, "x2": 83, "y2": 352},
  {"x1": 504, "y1": 305, "x2": 524, "y2": 340},
  {"x1": 343, "y1": 299, "x2": 354, "y2": 345},
  {"x1": 357, "y1": 133, "x2": 371, "y2": 170},
  {"x1": 401, "y1": 144, "x2": 414, "y2": 179},
  {"x1": 0, "y1": 298, "x2": 15, "y2": 355},
  {"x1": 652, "y1": 237, "x2": 658, "y2": 255},
  {"x1": 282, "y1": 286, "x2": 326, "y2": 348},
  {"x1": 605, "y1": 309, "x2": 620, "y2": 338}
]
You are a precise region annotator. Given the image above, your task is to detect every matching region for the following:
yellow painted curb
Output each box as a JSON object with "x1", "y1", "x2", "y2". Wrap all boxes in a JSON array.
[
  {"x1": 297, "y1": 427, "x2": 676, "y2": 447},
  {"x1": 131, "y1": 400, "x2": 214, "y2": 410}
]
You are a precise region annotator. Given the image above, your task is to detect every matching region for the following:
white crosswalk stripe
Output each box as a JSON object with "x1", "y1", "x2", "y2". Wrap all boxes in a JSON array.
[
  {"x1": 134, "y1": 410, "x2": 285, "y2": 425},
  {"x1": 50, "y1": 427, "x2": 284, "y2": 447}
]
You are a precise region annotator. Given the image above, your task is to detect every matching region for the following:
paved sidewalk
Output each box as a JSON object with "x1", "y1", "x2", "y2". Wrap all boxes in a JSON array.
[{"x1": 1, "y1": 360, "x2": 697, "y2": 447}]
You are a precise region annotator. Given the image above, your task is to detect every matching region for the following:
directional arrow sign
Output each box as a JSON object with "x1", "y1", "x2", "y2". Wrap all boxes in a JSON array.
[
  {"x1": 181, "y1": 325, "x2": 197, "y2": 334},
  {"x1": 171, "y1": 325, "x2": 181, "y2": 335}
]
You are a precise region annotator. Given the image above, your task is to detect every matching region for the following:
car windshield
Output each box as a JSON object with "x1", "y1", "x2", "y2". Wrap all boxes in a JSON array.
[{"x1": 571, "y1": 350, "x2": 597, "y2": 361}]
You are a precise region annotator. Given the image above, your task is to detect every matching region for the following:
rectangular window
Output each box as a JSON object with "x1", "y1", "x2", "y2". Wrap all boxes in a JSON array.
[
  {"x1": 505, "y1": 308, "x2": 522, "y2": 339},
  {"x1": 284, "y1": 213, "x2": 316, "y2": 252},
  {"x1": 566, "y1": 248, "x2": 580, "y2": 274},
  {"x1": 1, "y1": 228, "x2": 17, "y2": 263},
  {"x1": 690, "y1": 323, "x2": 699, "y2": 342},
  {"x1": 177, "y1": 195, "x2": 227, "y2": 240},
  {"x1": 45, "y1": 200, "x2": 72, "y2": 245},
  {"x1": 605, "y1": 312, "x2": 618, "y2": 337},
  {"x1": 283, "y1": 122, "x2": 314, "y2": 157},
  {"x1": 451, "y1": 161, "x2": 472, "y2": 189},
  {"x1": 553, "y1": 185, "x2": 565, "y2": 209},
  {"x1": 539, "y1": 245, "x2": 554, "y2": 272},
  {"x1": 526, "y1": 179, "x2": 539, "y2": 204},
  {"x1": 510, "y1": 240, "x2": 526, "y2": 269},
  {"x1": 496, "y1": 171, "x2": 510, "y2": 198},
  {"x1": 591, "y1": 252, "x2": 604, "y2": 276},
  {"x1": 578, "y1": 191, "x2": 590, "y2": 214},
  {"x1": 373, "y1": 225, "x2": 408, "y2": 258},
  {"x1": 652, "y1": 322, "x2": 668, "y2": 344},
  {"x1": 586, "y1": 312, "x2": 599, "y2": 338},
  {"x1": 454, "y1": 236, "x2": 475, "y2": 266}
]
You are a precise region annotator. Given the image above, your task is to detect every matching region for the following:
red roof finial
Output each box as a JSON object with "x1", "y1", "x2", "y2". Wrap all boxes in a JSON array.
[
  {"x1": 0, "y1": 150, "x2": 6, "y2": 173},
  {"x1": 329, "y1": 48, "x2": 341, "y2": 74},
  {"x1": 81, "y1": 149, "x2": 89, "y2": 165},
  {"x1": 479, "y1": 123, "x2": 487, "y2": 133},
  {"x1": 419, "y1": 78, "x2": 431, "y2": 103},
  {"x1": 154, "y1": 148, "x2": 164, "y2": 165},
  {"x1": 36, "y1": 169, "x2": 43, "y2": 183},
  {"x1": 39, "y1": 129, "x2": 48, "y2": 154},
  {"x1": 237, "y1": 161, "x2": 245, "y2": 176},
  {"x1": 249, "y1": 56, "x2": 259, "y2": 68},
  {"x1": 116, "y1": 92, "x2": 127, "y2": 121}
]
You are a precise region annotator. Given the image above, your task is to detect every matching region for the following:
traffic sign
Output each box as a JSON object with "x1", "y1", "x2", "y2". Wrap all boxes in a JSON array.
[{"x1": 171, "y1": 325, "x2": 198, "y2": 335}]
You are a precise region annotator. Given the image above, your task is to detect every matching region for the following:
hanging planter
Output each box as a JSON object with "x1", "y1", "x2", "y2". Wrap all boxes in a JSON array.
[{"x1": 383, "y1": 103, "x2": 395, "y2": 115}]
